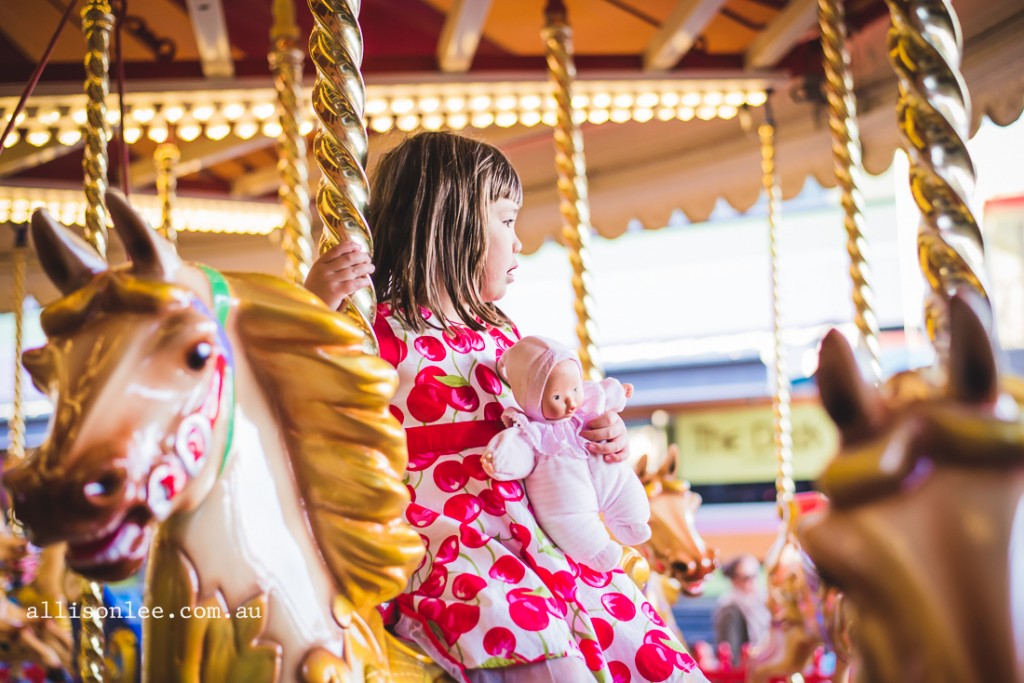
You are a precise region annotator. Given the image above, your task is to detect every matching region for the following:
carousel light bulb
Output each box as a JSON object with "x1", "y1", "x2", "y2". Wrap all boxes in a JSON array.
[
  {"x1": 590, "y1": 93, "x2": 612, "y2": 109},
  {"x1": 147, "y1": 120, "x2": 169, "y2": 143},
  {"x1": 2, "y1": 129, "x2": 19, "y2": 147},
  {"x1": 659, "y1": 92, "x2": 680, "y2": 107},
  {"x1": 632, "y1": 107, "x2": 654, "y2": 123},
  {"x1": 205, "y1": 117, "x2": 231, "y2": 140},
  {"x1": 391, "y1": 97, "x2": 415, "y2": 115},
  {"x1": 396, "y1": 114, "x2": 419, "y2": 131},
  {"x1": 234, "y1": 118, "x2": 259, "y2": 139},
  {"x1": 192, "y1": 104, "x2": 215, "y2": 122},
  {"x1": 746, "y1": 91, "x2": 768, "y2": 106},
  {"x1": 446, "y1": 112, "x2": 468, "y2": 130},
  {"x1": 105, "y1": 108, "x2": 121, "y2": 125},
  {"x1": 131, "y1": 106, "x2": 155, "y2": 124},
  {"x1": 369, "y1": 115, "x2": 393, "y2": 133},
  {"x1": 681, "y1": 92, "x2": 702, "y2": 108},
  {"x1": 495, "y1": 95, "x2": 517, "y2": 111},
  {"x1": 541, "y1": 110, "x2": 558, "y2": 126},
  {"x1": 38, "y1": 108, "x2": 61, "y2": 126},
  {"x1": 519, "y1": 94, "x2": 542, "y2": 111},
  {"x1": 421, "y1": 113, "x2": 444, "y2": 131},
  {"x1": 261, "y1": 119, "x2": 283, "y2": 138},
  {"x1": 571, "y1": 94, "x2": 589, "y2": 109},
  {"x1": 365, "y1": 98, "x2": 388, "y2": 116},
  {"x1": 587, "y1": 109, "x2": 610, "y2": 125},
  {"x1": 470, "y1": 111, "x2": 494, "y2": 128},
  {"x1": 445, "y1": 96, "x2": 466, "y2": 112},
  {"x1": 610, "y1": 108, "x2": 631, "y2": 123},
  {"x1": 572, "y1": 109, "x2": 587, "y2": 125},
  {"x1": 71, "y1": 108, "x2": 88, "y2": 125},
  {"x1": 177, "y1": 120, "x2": 202, "y2": 141},
  {"x1": 122, "y1": 126, "x2": 142, "y2": 143},
  {"x1": 252, "y1": 102, "x2": 276, "y2": 120},
  {"x1": 519, "y1": 110, "x2": 542, "y2": 127},
  {"x1": 222, "y1": 102, "x2": 246, "y2": 121},
  {"x1": 163, "y1": 105, "x2": 185, "y2": 123},
  {"x1": 717, "y1": 105, "x2": 738, "y2": 120},
  {"x1": 299, "y1": 118, "x2": 315, "y2": 136},
  {"x1": 656, "y1": 107, "x2": 676, "y2": 121},
  {"x1": 724, "y1": 91, "x2": 746, "y2": 107},
  {"x1": 418, "y1": 96, "x2": 440, "y2": 113},
  {"x1": 613, "y1": 93, "x2": 634, "y2": 109},
  {"x1": 469, "y1": 95, "x2": 491, "y2": 112},
  {"x1": 703, "y1": 91, "x2": 724, "y2": 106},
  {"x1": 495, "y1": 111, "x2": 517, "y2": 128},
  {"x1": 13, "y1": 111, "x2": 25, "y2": 125},
  {"x1": 676, "y1": 107, "x2": 695, "y2": 121},
  {"x1": 696, "y1": 105, "x2": 717, "y2": 120},
  {"x1": 636, "y1": 92, "x2": 659, "y2": 108},
  {"x1": 57, "y1": 127, "x2": 82, "y2": 146},
  {"x1": 26, "y1": 128, "x2": 51, "y2": 147}
]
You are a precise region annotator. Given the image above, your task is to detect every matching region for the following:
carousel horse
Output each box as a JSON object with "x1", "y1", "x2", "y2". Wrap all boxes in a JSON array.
[
  {"x1": 800, "y1": 292, "x2": 1024, "y2": 683},
  {"x1": 745, "y1": 494, "x2": 852, "y2": 683},
  {"x1": 635, "y1": 448, "x2": 719, "y2": 642},
  {"x1": 2, "y1": 192, "x2": 433, "y2": 682}
]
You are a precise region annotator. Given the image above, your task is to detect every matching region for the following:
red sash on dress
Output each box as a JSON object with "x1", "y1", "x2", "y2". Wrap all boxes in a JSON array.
[{"x1": 404, "y1": 420, "x2": 504, "y2": 457}]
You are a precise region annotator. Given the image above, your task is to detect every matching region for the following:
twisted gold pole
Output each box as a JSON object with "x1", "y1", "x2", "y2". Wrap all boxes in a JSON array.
[
  {"x1": 155, "y1": 143, "x2": 180, "y2": 246},
  {"x1": 760, "y1": 120, "x2": 795, "y2": 517},
  {"x1": 81, "y1": 0, "x2": 113, "y2": 257},
  {"x1": 819, "y1": 0, "x2": 882, "y2": 385},
  {"x1": 9, "y1": 227, "x2": 26, "y2": 462},
  {"x1": 884, "y1": 0, "x2": 987, "y2": 356},
  {"x1": 307, "y1": 0, "x2": 376, "y2": 352},
  {"x1": 272, "y1": 0, "x2": 315, "y2": 286},
  {"x1": 80, "y1": 2, "x2": 112, "y2": 677},
  {"x1": 542, "y1": 0, "x2": 603, "y2": 380}
]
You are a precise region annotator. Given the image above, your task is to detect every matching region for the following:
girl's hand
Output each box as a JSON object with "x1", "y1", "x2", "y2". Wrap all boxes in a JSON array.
[
  {"x1": 304, "y1": 242, "x2": 375, "y2": 311},
  {"x1": 581, "y1": 410, "x2": 630, "y2": 463}
]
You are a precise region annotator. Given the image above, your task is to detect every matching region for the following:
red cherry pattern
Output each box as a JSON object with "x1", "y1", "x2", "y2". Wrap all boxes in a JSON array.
[{"x1": 379, "y1": 308, "x2": 702, "y2": 682}]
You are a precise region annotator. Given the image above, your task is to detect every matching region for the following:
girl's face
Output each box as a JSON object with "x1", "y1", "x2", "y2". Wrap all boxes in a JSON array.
[{"x1": 480, "y1": 196, "x2": 522, "y2": 303}]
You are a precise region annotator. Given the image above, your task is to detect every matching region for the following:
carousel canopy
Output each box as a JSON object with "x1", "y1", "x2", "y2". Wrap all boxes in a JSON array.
[{"x1": 0, "y1": 0, "x2": 1022, "y2": 307}]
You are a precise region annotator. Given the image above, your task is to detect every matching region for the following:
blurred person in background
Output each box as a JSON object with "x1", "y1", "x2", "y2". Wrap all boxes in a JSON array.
[{"x1": 713, "y1": 554, "x2": 769, "y2": 658}]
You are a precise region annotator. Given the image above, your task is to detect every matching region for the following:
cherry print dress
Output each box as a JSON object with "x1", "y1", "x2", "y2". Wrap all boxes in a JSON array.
[{"x1": 374, "y1": 305, "x2": 708, "y2": 683}]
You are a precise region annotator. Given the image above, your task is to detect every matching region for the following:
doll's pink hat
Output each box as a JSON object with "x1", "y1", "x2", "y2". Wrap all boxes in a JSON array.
[{"x1": 498, "y1": 336, "x2": 582, "y2": 421}]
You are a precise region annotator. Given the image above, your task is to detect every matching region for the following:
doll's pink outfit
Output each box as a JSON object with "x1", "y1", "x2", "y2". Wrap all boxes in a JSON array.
[{"x1": 486, "y1": 336, "x2": 652, "y2": 571}]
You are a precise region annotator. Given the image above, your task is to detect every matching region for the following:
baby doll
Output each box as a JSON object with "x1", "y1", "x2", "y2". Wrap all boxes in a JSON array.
[{"x1": 481, "y1": 336, "x2": 651, "y2": 571}]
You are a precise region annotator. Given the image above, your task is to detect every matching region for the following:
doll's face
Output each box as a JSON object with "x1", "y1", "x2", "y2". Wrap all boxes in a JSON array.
[{"x1": 542, "y1": 360, "x2": 583, "y2": 420}]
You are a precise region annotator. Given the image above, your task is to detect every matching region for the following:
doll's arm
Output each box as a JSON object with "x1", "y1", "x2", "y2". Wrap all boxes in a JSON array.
[
  {"x1": 482, "y1": 428, "x2": 537, "y2": 481},
  {"x1": 597, "y1": 377, "x2": 631, "y2": 413}
]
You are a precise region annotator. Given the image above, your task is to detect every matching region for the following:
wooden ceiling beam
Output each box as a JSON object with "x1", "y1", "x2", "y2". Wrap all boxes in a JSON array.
[
  {"x1": 745, "y1": 0, "x2": 818, "y2": 69},
  {"x1": 644, "y1": 0, "x2": 729, "y2": 72},
  {"x1": 184, "y1": 0, "x2": 234, "y2": 78},
  {"x1": 437, "y1": 0, "x2": 494, "y2": 73},
  {"x1": 130, "y1": 136, "x2": 273, "y2": 188},
  {"x1": 0, "y1": 141, "x2": 82, "y2": 178},
  {"x1": 230, "y1": 150, "x2": 321, "y2": 199}
]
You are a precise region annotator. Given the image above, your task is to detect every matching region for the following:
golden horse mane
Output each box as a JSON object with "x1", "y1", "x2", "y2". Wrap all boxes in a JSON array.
[{"x1": 226, "y1": 271, "x2": 424, "y2": 614}]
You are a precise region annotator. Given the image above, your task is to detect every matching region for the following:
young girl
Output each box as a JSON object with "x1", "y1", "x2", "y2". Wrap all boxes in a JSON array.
[{"x1": 306, "y1": 132, "x2": 707, "y2": 683}]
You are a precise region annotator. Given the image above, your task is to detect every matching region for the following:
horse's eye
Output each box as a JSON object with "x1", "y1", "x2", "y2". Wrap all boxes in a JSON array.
[{"x1": 186, "y1": 342, "x2": 213, "y2": 371}]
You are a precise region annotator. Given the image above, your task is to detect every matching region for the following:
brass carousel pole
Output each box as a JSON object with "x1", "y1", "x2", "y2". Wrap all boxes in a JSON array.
[
  {"x1": 307, "y1": 0, "x2": 377, "y2": 352},
  {"x1": 542, "y1": 0, "x2": 603, "y2": 380},
  {"x1": 819, "y1": 0, "x2": 882, "y2": 384},
  {"x1": 154, "y1": 143, "x2": 180, "y2": 246},
  {"x1": 8, "y1": 227, "x2": 27, "y2": 465},
  {"x1": 759, "y1": 107, "x2": 795, "y2": 518},
  {"x1": 271, "y1": 0, "x2": 314, "y2": 286},
  {"x1": 80, "y1": 1, "x2": 114, "y2": 680},
  {"x1": 884, "y1": 0, "x2": 987, "y2": 357}
]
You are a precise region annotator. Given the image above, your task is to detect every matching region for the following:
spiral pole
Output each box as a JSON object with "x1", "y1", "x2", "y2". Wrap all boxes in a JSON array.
[
  {"x1": 154, "y1": 143, "x2": 180, "y2": 246},
  {"x1": 8, "y1": 227, "x2": 27, "y2": 462},
  {"x1": 819, "y1": 0, "x2": 882, "y2": 385},
  {"x1": 79, "y1": 578, "x2": 106, "y2": 682},
  {"x1": 307, "y1": 0, "x2": 377, "y2": 352},
  {"x1": 542, "y1": 0, "x2": 603, "y2": 380},
  {"x1": 272, "y1": 0, "x2": 314, "y2": 286},
  {"x1": 81, "y1": 0, "x2": 114, "y2": 257},
  {"x1": 884, "y1": 0, "x2": 987, "y2": 357},
  {"x1": 760, "y1": 119, "x2": 795, "y2": 518}
]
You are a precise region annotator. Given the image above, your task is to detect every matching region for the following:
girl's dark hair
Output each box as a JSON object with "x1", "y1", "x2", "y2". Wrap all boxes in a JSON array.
[{"x1": 369, "y1": 131, "x2": 523, "y2": 332}]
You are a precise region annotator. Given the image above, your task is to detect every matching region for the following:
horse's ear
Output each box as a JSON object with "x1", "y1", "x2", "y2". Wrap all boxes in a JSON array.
[
  {"x1": 105, "y1": 190, "x2": 180, "y2": 279},
  {"x1": 30, "y1": 209, "x2": 107, "y2": 295},
  {"x1": 817, "y1": 329, "x2": 881, "y2": 439},
  {"x1": 947, "y1": 291, "x2": 998, "y2": 404},
  {"x1": 659, "y1": 444, "x2": 679, "y2": 478},
  {"x1": 635, "y1": 453, "x2": 649, "y2": 479}
]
